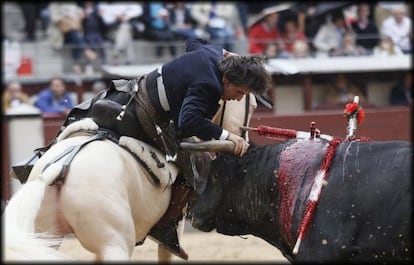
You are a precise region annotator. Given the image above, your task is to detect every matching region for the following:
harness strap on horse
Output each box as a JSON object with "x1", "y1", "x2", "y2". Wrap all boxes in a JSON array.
[
  {"x1": 218, "y1": 95, "x2": 250, "y2": 140},
  {"x1": 42, "y1": 131, "x2": 108, "y2": 186},
  {"x1": 84, "y1": 128, "x2": 163, "y2": 187},
  {"x1": 116, "y1": 80, "x2": 139, "y2": 121},
  {"x1": 156, "y1": 125, "x2": 177, "y2": 162},
  {"x1": 124, "y1": 148, "x2": 162, "y2": 187},
  {"x1": 241, "y1": 94, "x2": 250, "y2": 139},
  {"x1": 218, "y1": 101, "x2": 226, "y2": 128}
]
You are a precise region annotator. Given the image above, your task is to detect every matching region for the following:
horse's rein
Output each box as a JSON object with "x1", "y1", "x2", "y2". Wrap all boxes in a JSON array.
[{"x1": 218, "y1": 95, "x2": 250, "y2": 140}]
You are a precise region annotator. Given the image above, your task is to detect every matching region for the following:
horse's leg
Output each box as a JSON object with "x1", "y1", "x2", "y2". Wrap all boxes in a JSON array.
[
  {"x1": 65, "y1": 188, "x2": 136, "y2": 261},
  {"x1": 59, "y1": 169, "x2": 136, "y2": 261},
  {"x1": 64, "y1": 198, "x2": 136, "y2": 261},
  {"x1": 157, "y1": 217, "x2": 186, "y2": 263}
]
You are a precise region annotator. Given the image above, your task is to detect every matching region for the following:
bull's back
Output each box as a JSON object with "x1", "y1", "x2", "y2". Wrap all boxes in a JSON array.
[
  {"x1": 328, "y1": 140, "x2": 411, "y2": 212},
  {"x1": 297, "y1": 140, "x2": 411, "y2": 262}
]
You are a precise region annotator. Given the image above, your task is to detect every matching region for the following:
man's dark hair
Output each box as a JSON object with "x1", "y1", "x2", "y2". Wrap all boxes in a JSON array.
[{"x1": 217, "y1": 55, "x2": 271, "y2": 95}]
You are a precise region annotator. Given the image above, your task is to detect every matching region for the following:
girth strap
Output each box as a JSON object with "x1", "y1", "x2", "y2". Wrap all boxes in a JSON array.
[{"x1": 43, "y1": 131, "x2": 108, "y2": 186}]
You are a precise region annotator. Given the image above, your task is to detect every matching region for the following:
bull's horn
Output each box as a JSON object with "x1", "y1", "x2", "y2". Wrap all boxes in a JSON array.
[{"x1": 180, "y1": 140, "x2": 235, "y2": 153}]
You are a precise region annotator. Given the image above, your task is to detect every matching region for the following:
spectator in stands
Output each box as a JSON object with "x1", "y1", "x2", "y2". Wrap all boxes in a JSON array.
[
  {"x1": 331, "y1": 31, "x2": 368, "y2": 57},
  {"x1": 49, "y1": 2, "x2": 98, "y2": 74},
  {"x1": 380, "y1": 4, "x2": 411, "y2": 54},
  {"x1": 18, "y1": 2, "x2": 41, "y2": 41},
  {"x1": 39, "y1": 3, "x2": 50, "y2": 38},
  {"x1": 3, "y1": 38, "x2": 21, "y2": 79},
  {"x1": 2, "y1": 81, "x2": 31, "y2": 113},
  {"x1": 351, "y1": 2, "x2": 379, "y2": 54},
  {"x1": 3, "y1": 2, "x2": 25, "y2": 41},
  {"x1": 34, "y1": 77, "x2": 74, "y2": 115},
  {"x1": 247, "y1": 6, "x2": 286, "y2": 58},
  {"x1": 313, "y1": 11, "x2": 348, "y2": 57},
  {"x1": 300, "y1": 3, "x2": 324, "y2": 42},
  {"x1": 166, "y1": 2, "x2": 204, "y2": 41},
  {"x1": 191, "y1": 2, "x2": 243, "y2": 51},
  {"x1": 389, "y1": 71, "x2": 412, "y2": 106},
  {"x1": 317, "y1": 73, "x2": 368, "y2": 109},
  {"x1": 141, "y1": 2, "x2": 178, "y2": 58},
  {"x1": 81, "y1": 1, "x2": 107, "y2": 64},
  {"x1": 98, "y1": 2, "x2": 143, "y2": 64},
  {"x1": 291, "y1": 39, "x2": 310, "y2": 58},
  {"x1": 374, "y1": 2, "x2": 403, "y2": 33},
  {"x1": 261, "y1": 43, "x2": 278, "y2": 59},
  {"x1": 280, "y1": 16, "x2": 309, "y2": 58},
  {"x1": 235, "y1": 1, "x2": 249, "y2": 36},
  {"x1": 373, "y1": 34, "x2": 404, "y2": 56}
]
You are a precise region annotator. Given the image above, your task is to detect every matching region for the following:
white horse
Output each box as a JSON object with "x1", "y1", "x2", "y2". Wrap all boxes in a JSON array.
[
  {"x1": 212, "y1": 93, "x2": 257, "y2": 142},
  {"x1": 3, "y1": 93, "x2": 258, "y2": 262}
]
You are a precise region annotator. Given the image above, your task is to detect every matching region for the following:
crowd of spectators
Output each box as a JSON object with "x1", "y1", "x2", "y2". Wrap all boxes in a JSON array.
[
  {"x1": 2, "y1": 77, "x2": 113, "y2": 116},
  {"x1": 48, "y1": 2, "x2": 99, "y2": 74},
  {"x1": 248, "y1": 1, "x2": 411, "y2": 59},
  {"x1": 2, "y1": 2, "x2": 411, "y2": 116},
  {"x1": 3, "y1": 2, "x2": 411, "y2": 68},
  {"x1": 315, "y1": 73, "x2": 370, "y2": 110}
]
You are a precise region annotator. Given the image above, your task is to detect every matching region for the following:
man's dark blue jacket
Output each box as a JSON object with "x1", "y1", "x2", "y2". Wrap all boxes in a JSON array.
[{"x1": 160, "y1": 39, "x2": 226, "y2": 141}]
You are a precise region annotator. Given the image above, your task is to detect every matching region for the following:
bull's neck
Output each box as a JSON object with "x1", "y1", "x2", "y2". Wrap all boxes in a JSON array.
[{"x1": 225, "y1": 143, "x2": 289, "y2": 253}]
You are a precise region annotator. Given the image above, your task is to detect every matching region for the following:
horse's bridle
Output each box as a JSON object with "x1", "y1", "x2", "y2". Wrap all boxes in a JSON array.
[{"x1": 218, "y1": 94, "x2": 251, "y2": 139}]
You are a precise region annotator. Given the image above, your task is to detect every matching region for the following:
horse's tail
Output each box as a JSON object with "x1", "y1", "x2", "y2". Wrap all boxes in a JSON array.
[{"x1": 4, "y1": 163, "x2": 71, "y2": 261}]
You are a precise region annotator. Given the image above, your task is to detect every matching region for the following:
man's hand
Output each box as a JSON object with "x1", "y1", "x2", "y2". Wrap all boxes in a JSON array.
[{"x1": 227, "y1": 132, "x2": 249, "y2": 157}]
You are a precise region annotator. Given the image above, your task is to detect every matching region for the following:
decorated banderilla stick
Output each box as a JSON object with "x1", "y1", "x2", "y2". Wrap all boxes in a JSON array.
[
  {"x1": 343, "y1": 96, "x2": 366, "y2": 141},
  {"x1": 240, "y1": 125, "x2": 333, "y2": 141}
]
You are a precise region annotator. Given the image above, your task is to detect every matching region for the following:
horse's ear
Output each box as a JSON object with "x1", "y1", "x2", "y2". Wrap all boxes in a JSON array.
[{"x1": 256, "y1": 94, "x2": 273, "y2": 109}]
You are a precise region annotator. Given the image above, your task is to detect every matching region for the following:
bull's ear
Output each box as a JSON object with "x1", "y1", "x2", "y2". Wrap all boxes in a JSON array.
[{"x1": 256, "y1": 94, "x2": 273, "y2": 109}]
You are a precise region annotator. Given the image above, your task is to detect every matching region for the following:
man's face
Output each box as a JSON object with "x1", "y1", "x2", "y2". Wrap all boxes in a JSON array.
[
  {"x1": 393, "y1": 10, "x2": 405, "y2": 23},
  {"x1": 222, "y1": 77, "x2": 250, "y2": 101},
  {"x1": 8, "y1": 82, "x2": 22, "y2": 97},
  {"x1": 50, "y1": 79, "x2": 66, "y2": 97},
  {"x1": 357, "y1": 4, "x2": 370, "y2": 19}
]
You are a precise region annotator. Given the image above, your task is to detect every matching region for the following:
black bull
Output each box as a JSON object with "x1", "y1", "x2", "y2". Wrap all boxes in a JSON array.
[{"x1": 189, "y1": 139, "x2": 412, "y2": 263}]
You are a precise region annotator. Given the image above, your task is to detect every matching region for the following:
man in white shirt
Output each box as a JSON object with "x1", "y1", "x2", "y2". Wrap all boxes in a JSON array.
[
  {"x1": 98, "y1": 2, "x2": 143, "y2": 63},
  {"x1": 381, "y1": 4, "x2": 412, "y2": 53}
]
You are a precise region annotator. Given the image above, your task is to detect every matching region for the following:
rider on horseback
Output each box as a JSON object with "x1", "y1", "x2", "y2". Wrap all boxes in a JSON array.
[
  {"x1": 12, "y1": 38, "x2": 272, "y2": 259},
  {"x1": 133, "y1": 38, "x2": 271, "y2": 257}
]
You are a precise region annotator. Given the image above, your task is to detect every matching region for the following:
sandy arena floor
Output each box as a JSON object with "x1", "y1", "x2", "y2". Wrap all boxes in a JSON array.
[{"x1": 59, "y1": 230, "x2": 289, "y2": 263}]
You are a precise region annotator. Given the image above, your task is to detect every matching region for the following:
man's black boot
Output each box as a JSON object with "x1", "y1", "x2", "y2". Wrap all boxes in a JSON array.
[
  {"x1": 148, "y1": 180, "x2": 193, "y2": 260},
  {"x1": 148, "y1": 223, "x2": 188, "y2": 260}
]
